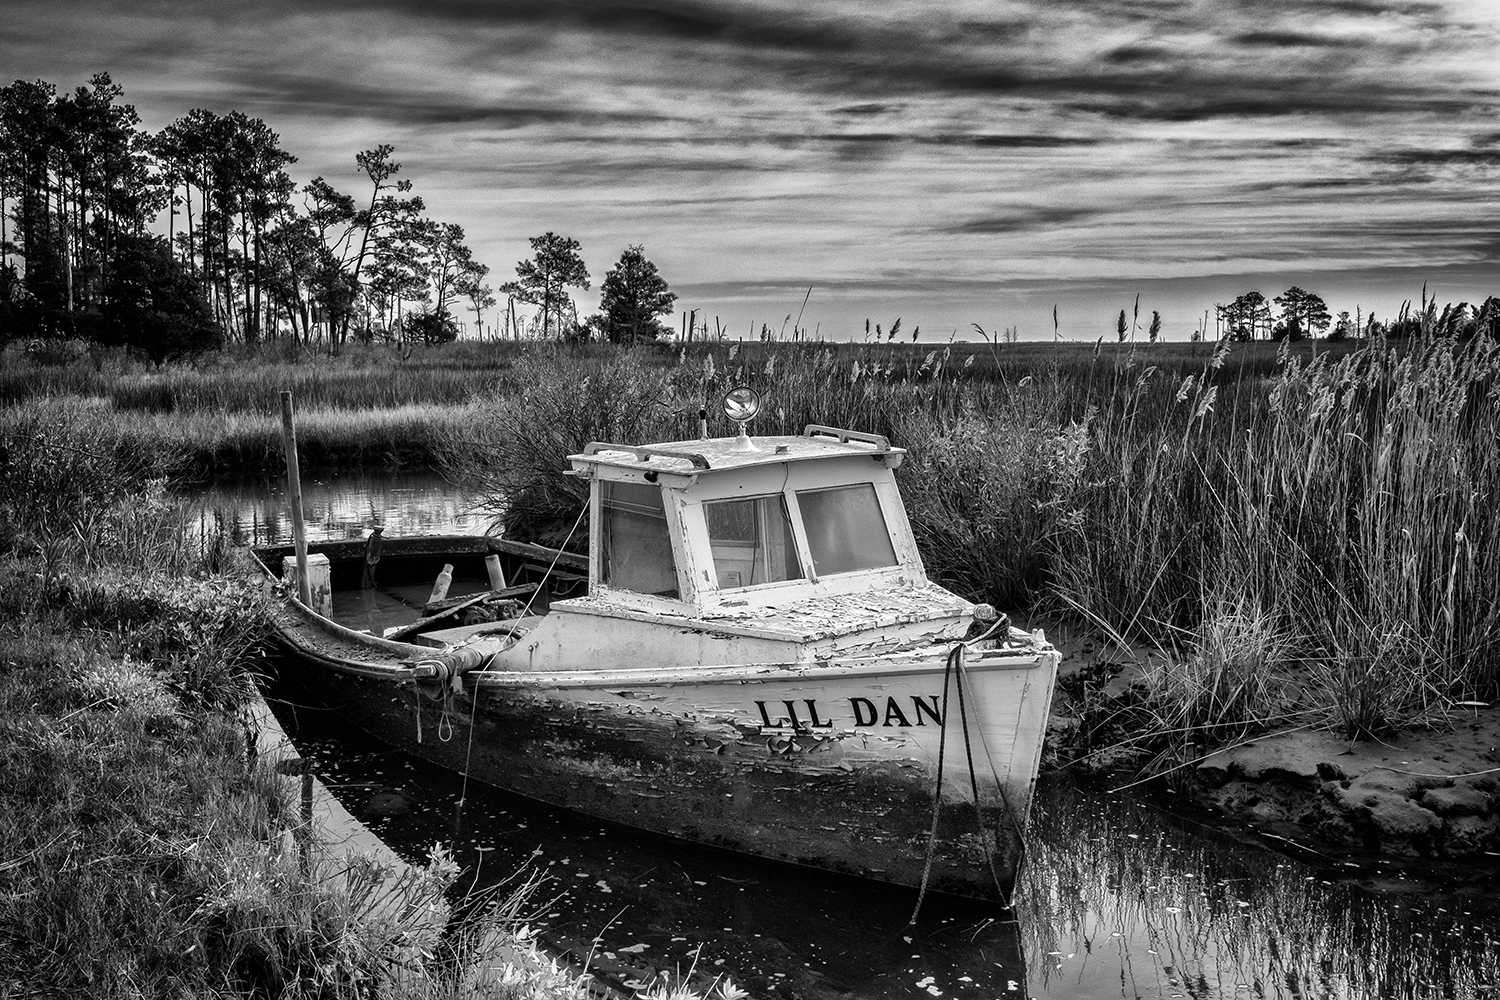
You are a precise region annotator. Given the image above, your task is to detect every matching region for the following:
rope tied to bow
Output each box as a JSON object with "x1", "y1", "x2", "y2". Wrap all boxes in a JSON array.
[{"x1": 908, "y1": 631, "x2": 1027, "y2": 926}]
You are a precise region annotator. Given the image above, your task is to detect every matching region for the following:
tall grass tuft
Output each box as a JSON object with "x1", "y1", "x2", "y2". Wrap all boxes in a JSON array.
[
  {"x1": 1049, "y1": 336, "x2": 1500, "y2": 737},
  {"x1": 0, "y1": 397, "x2": 191, "y2": 578},
  {"x1": 444, "y1": 349, "x2": 695, "y2": 547}
]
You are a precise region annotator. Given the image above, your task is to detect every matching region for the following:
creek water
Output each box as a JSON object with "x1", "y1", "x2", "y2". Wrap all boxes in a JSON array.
[
  {"x1": 192, "y1": 470, "x2": 491, "y2": 547},
  {"x1": 221, "y1": 473, "x2": 1500, "y2": 999}
]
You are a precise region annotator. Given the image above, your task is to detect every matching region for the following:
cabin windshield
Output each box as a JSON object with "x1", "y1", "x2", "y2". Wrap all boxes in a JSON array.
[
  {"x1": 796, "y1": 483, "x2": 898, "y2": 576},
  {"x1": 600, "y1": 480, "x2": 679, "y2": 598},
  {"x1": 704, "y1": 494, "x2": 804, "y2": 589}
]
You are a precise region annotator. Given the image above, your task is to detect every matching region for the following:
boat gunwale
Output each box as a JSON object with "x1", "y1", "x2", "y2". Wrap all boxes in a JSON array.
[
  {"x1": 251, "y1": 537, "x2": 1058, "y2": 691},
  {"x1": 469, "y1": 647, "x2": 1055, "y2": 690},
  {"x1": 268, "y1": 589, "x2": 1056, "y2": 690}
]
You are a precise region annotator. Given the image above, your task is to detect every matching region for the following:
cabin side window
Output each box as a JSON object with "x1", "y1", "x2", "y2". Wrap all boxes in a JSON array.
[
  {"x1": 704, "y1": 495, "x2": 804, "y2": 589},
  {"x1": 796, "y1": 483, "x2": 898, "y2": 576},
  {"x1": 600, "y1": 480, "x2": 680, "y2": 598}
]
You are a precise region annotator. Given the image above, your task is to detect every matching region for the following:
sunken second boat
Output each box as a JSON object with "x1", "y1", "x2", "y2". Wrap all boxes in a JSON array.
[{"x1": 258, "y1": 399, "x2": 1059, "y2": 902}]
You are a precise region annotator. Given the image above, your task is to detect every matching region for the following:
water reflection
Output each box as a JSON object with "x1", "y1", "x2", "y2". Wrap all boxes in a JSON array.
[
  {"x1": 190, "y1": 471, "x2": 487, "y2": 546},
  {"x1": 270, "y1": 693, "x2": 1027, "y2": 1000},
  {"x1": 268, "y1": 693, "x2": 1500, "y2": 999},
  {"x1": 1019, "y1": 781, "x2": 1500, "y2": 1000}
]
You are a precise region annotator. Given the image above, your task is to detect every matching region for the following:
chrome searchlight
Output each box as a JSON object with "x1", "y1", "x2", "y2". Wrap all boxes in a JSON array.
[{"x1": 723, "y1": 385, "x2": 762, "y2": 453}]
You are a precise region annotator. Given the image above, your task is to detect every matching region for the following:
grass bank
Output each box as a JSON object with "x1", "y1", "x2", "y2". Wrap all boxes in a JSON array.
[
  {"x1": 0, "y1": 342, "x2": 514, "y2": 479},
  {"x1": 0, "y1": 337, "x2": 1339, "y2": 481},
  {"x1": 0, "y1": 403, "x2": 594, "y2": 998}
]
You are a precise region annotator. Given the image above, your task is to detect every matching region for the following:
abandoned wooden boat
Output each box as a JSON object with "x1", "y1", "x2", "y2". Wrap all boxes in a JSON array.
[{"x1": 256, "y1": 405, "x2": 1059, "y2": 903}]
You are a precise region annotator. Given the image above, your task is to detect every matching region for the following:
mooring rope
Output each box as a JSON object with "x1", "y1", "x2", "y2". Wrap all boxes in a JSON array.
[
  {"x1": 908, "y1": 643, "x2": 958, "y2": 927},
  {"x1": 952, "y1": 650, "x2": 1011, "y2": 905},
  {"x1": 908, "y1": 616, "x2": 1026, "y2": 925}
]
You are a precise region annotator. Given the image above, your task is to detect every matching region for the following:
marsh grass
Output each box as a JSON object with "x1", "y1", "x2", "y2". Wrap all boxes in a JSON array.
[
  {"x1": 449, "y1": 335, "x2": 1500, "y2": 751},
  {"x1": 0, "y1": 403, "x2": 588, "y2": 998},
  {"x1": 0, "y1": 341, "x2": 512, "y2": 477},
  {"x1": 0, "y1": 397, "x2": 192, "y2": 578},
  {"x1": 0, "y1": 394, "x2": 479, "y2": 480},
  {"x1": 1051, "y1": 337, "x2": 1500, "y2": 740},
  {"x1": 0, "y1": 340, "x2": 517, "y2": 411},
  {"x1": 6, "y1": 332, "x2": 1492, "y2": 750}
]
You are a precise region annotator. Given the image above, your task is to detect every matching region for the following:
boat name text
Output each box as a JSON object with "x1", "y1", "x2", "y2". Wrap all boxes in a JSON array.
[{"x1": 755, "y1": 697, "x2": 942, "y2": 731}]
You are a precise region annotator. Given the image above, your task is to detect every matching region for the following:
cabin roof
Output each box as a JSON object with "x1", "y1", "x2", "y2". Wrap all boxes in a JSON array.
[{"x1": 569, "y1": 424, "x2": 905, "y2": 477}]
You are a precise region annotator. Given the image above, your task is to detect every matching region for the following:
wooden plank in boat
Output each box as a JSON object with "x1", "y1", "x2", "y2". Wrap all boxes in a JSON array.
[
  {"x1": 486, "y1": 536, "x2": 588, "y2": 573},
  {"x1": 384, "y1": 584, "x2": 541, "y2": 643},
  {"x1": 256, "y1": 534, "x2": 494, "y2": 565},
  {"x1": 422, "y1": 582, "x2": 538, "y2": 614}
]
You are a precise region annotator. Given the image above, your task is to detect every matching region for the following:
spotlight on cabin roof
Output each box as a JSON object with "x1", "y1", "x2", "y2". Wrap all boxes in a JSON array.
[
  {"x1": 723, "y1": 385, "x2": 762, "y2": 453},
  {"x1": 723, "y1": 384, "x2": 760, "y2": 422}
]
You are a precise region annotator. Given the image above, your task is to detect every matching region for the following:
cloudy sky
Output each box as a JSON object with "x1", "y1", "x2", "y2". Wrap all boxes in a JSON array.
[{"x1": 7, "y1": 0, "x2": 1500, "y2": 340}]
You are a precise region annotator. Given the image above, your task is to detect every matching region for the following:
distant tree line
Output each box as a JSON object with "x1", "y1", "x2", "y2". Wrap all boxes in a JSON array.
[
  {"x1": 1212, "y1": 286, "x2": 1500, "y2": 343},
  {"x1": 0, "y1": 72, "x2": 681, "y2": 362}
]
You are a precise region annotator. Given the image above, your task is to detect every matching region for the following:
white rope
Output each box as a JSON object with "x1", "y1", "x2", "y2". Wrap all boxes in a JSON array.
[{"x1": 455, "y1": 504, "x2": 590, "y2": 814}]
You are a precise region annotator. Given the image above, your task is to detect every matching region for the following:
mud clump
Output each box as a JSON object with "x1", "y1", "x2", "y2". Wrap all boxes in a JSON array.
[{"x1": 1191, "y1": 718, "x2": 1500, "y2": 858}]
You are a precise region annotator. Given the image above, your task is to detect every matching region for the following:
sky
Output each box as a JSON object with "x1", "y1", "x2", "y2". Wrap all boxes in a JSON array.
[{"x1": 5, "y1": 0, "x2": 1500, "y2": 341}]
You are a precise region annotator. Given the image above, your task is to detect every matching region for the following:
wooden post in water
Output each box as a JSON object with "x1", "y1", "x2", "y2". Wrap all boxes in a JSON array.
[
  {"x1": 276, "y1": 757, "x2": 314, "y2": 878},
  {"x1": 280, "y1": 391, "x2": 313, "y2": 607}
]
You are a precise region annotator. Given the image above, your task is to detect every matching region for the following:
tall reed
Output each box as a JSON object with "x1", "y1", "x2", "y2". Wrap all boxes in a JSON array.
[
  {"x1": 1048, "y1": 337, "x2": 1500, "y2": 737},
  {"x1": 451, "y1": 336, "x2": 1500, "y2": 743}
]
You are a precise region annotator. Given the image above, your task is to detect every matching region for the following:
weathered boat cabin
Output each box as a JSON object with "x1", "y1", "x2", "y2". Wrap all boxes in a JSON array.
[{"x1": 477, "y1": 425, "x2": 976, "y2": 673}]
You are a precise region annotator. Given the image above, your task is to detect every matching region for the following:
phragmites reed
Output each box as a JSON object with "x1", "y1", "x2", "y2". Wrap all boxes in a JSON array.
[
  {"x1": 442, "y1": 332, "x2": 1500, "y2": 743},
  {"x1": 1048, "y1": 335, "x2": 1500, "y2": 737}
]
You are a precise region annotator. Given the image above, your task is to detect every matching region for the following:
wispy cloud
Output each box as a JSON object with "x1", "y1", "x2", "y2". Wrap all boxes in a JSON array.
[{"x1": 5, "y1": 0, "x2": 1499, "y2": 336}]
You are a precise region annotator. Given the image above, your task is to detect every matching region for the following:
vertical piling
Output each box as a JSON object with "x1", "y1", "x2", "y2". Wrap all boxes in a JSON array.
[
  {"x1": 277, "y1": 757, "x2": 314, "y2": 878},
  {"x1": 280, "y1": 391, "x2": 312, "y2": 607}
]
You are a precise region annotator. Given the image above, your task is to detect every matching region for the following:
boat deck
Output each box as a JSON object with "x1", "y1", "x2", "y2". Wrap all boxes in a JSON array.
[{"x1": 329, "y1": 576, "x2": 492, "y2": 638}]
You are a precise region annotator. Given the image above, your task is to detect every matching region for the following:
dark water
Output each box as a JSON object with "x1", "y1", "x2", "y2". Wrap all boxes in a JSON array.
[
  {"x1": 231, "y1": 475, "x2": 1500, "y2": 998},
  {"x1": 190, "y1": 470, "x2": 487, "y2": 546},
  {"x1": 268, "y1": 694, "x2": 1500, "y2": 1000}
]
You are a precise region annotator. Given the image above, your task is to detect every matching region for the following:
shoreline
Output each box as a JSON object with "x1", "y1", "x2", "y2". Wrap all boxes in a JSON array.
[{"x1": 1041, "y1": 619, "x2": 1500, "y2": 864}]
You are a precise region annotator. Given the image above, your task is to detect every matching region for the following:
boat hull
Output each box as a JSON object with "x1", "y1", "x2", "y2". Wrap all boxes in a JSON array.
[
  {"x1": 254, "y1": 537, "x2": 1058, "y2": 902},
  {"x1": 273, "y1": 642, "x2": 1056, "y2": 902}
]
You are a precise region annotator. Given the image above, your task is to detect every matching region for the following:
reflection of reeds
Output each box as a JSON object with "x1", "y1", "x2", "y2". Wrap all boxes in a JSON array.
[{"x1": 1018, "y1": 778, "x2": 1500, "y2": 999}]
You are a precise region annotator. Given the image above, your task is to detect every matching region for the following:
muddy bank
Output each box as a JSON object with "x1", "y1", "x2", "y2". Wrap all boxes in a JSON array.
[
  {"x1": 1038, "y1": 619, "x2": 1500, "y2": 861},
  {"x1": 1190, "y1": 715, "x2": 1500, "y2": 858}
]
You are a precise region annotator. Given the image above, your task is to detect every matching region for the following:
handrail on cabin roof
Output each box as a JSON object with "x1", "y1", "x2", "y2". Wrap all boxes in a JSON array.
[
  {"x1": 581, "y1": 442, "x2": 713, "y2": 469},
  {"x1": 803, "y1": 424, "x2": 892, "y2": 452},
  {"x1": 579, "y1": 426, "x2": 896, "y2": 472}
]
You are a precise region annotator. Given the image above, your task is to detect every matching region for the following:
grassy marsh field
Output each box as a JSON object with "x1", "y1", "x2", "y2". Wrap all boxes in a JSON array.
[
  {"x1": 3, "y1": 330, "x2": 1498, "y2": 990},
  {"x1": 11, "y1": 332, "x2": 1491, "y2": 752}
]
